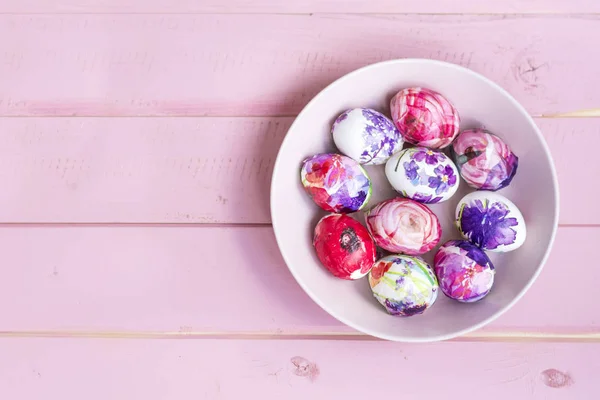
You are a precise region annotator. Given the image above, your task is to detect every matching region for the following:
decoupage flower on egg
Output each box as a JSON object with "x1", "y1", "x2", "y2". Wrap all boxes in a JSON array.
[
  {"x1": 427, "y1": 164, "x2": 457, "y2": 195},
  {"x1": 365, "y1": 198, "x2": 441, "y2": 255},
  {"x1": 434, "y1": 240, "x2": 495, "y2": 302},
  {"x1": 390, "y1": 87, "x2": 460, "y2": 149},
  {"x1": 454, "y1": 240, "x2": 491, "y2": 268},
  {"x1": 301, "y1": 154, "x2": 372, "y2": 213},
  {"x1": 371, "y1": 260, "x2": 393, "y2": 280},
  {"x1": 456, "y1": 192, "x2": 527, "y2": 253},
  {"x1": 451, "y1": 129, "x2": 519, "y2": 191},
  {"x1": 403, "y1": 159, "x2": 421, "y2": 185},
  {"x1": 369, "y1": 255, "x2": 438, "y2": 316},
  {"x1": 459, "y1": 199, "x2": 518, "y2": 250},
  {"x1": 332, "y1": 108, "x2": 402, "y2": 165},
  {"x1": 313, "y1": 214, "x2": 377, "y2": 280},
  {"x1": 386, "y1": 147, "x2": 459, "y2": 204},
  {"x1": 413, "y1": 148, "x2": 445, "y2": 165},
  {"x1": 412, "y1": 192, "x2": 443, "y2": 204}
]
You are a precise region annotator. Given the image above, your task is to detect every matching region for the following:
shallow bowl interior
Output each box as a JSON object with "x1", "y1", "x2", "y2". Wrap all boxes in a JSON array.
[{"x1": 271, "y1": 59, "x2": 559, "y2": 342}]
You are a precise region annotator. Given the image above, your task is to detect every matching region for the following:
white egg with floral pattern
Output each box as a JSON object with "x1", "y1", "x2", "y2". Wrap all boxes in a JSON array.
[
  {"x1": 456, "y1": 192, "x2": 526, "y2": 253},
  {"x1": 332, "y1": 108, "x2": 403, "y2": 165},
  {"x1": 385, "y1": 147, "x2": 460, "y2": 204}
]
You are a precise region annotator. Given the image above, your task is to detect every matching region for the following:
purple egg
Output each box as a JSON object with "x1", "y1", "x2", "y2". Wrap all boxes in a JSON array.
[{"x1": 433, "y1": 240, "x2": 495, "y2": 302}]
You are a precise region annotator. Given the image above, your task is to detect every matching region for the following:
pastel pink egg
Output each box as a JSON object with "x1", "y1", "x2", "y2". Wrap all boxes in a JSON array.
[{"x1": 365, "y1": 198, "x2": 441, "y2": 255}]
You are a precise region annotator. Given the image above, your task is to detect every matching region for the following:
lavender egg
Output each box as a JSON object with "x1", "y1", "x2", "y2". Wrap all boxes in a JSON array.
[
  {"x1": 456, "y1": 192, "x2": 526, "y2": 252},
  {"x1": 385, "y1": 147, "x2": 459, "y2": 204},
  {"x1": 434, "y1": 240, "x2": 495, "y2": 302},
  {"x1": 332, "y1": 108, "x2": 403, "y2": 165}
]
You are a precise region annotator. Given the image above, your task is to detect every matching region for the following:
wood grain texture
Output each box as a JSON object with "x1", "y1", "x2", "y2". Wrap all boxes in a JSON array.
[
  {"x1": 0, "y1": 338, "x2": 597, "y2": 399},
  {"x1": 0, "y1": 0, "x2": 598, "y2": 13},
  {"x1": 0, "y1": 117, "x2": 283, "y2": 224},
  {"x1": 0, "y1": 14, "x2": 597, "y2": 117},
  {"x1": 0, "y1": 117, "x2": 593, "y2": 224},
  {"x1": 0, "y1": 226, "x2": 595, "y2": 334}
]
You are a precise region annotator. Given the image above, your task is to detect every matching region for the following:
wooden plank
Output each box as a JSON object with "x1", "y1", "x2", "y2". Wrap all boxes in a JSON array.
[
  {"x1": 0, "y1": 14, "x2": 597, "y2": 117},
  {"x1": 0, "y1": 0, "x2": 598, "y2": 14},
  {"x1": 0, "y1": 117, "x2": 592, "y2": 224},
  {"x1": 0, "y1": 117, "x2": 285, "y2": 224},
  {"x1": 0, "y1": 226, "x2": 595, "y2": 334},
  {"x1": 0, "y1": 338, "x2": 597, "y2": 398}
]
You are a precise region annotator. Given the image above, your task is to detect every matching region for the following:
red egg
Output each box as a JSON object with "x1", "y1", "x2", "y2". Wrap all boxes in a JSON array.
[{"x1": 313, "y1": 214, "x2": 377, "y2": 280}]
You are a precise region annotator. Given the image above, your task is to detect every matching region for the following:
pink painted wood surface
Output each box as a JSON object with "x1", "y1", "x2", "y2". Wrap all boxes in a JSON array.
[
  {"x1": 0, "y1": 339, "x2": 597, "y2": 399},
  {"x1": 0, "y1": 226, "x2": 595, "y2": 334},
  {"x1": 0, "y1": 0, "x2": 595, "y2": 398},
  {"x1": 0, "y1": 15, "x2": 597, "y2": 117},
  {"x1": 1, "y1": 0, "x2": 598, "y2": 13},
  {"x1": 0, "y1": 117, "x2": 593, "y2": 224}
]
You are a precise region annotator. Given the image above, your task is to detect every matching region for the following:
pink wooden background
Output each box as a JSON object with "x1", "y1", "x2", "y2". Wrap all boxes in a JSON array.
[{"x1": 0, "y1": 1, "x2": 599, "y2": 398}]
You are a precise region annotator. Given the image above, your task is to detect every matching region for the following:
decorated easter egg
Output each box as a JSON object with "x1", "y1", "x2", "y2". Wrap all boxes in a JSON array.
[
  {"x1": 365, "y1": 198, "x2": 441, "y2": 255},
  {"x1": 369, "y1": 255, "x2": 438, "y2": 316},
  {"x1": 451, "y1": 129, "x2": 518, "y2": 190},
  {"x1": 385, "y1": 147, "x2": 459, "y2": 203},
  {"x1": 390, "y1": 87, "x2": 460, "y2": 149},
  {"x1": 313, "y1": 214, "x2": 377, "y2": 280},
  {"x1": 332, "y1": 108, "x2": 403, "y2": 165},
  {"x1": 456, "y1": 192, "x2": 526, "y2": 252},
  {"x1": 301, "y1": 153, "x2": 372, "y2": 213},
  {"x1": 434, "y1": 240, "x2": 495, "y2": 302}
]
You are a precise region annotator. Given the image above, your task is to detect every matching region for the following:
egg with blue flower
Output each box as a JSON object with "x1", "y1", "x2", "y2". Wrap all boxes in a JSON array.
[
  {"x1": 456, "y1": 192, "x2": 526, "y2": 252},
  {"x1": 332, "y1": 108, "x2": 403, "y2": 165},
  {"x1": 384, "y1": 147, "x2": 460, "y2": 204}
]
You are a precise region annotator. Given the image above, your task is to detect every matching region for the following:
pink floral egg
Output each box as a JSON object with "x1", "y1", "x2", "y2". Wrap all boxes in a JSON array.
[
  {"x1": 434, "y1": 240, "x2": 495, "y2": 302},
  {"x1": 365, "y1": 198, "x2": 441, "y2": 255},
  {"x1": 451, "y1": 129, "x2": 519, "y2": 191},
  {"x1": 390, "y1": 87, "x2": 460, "y2": 149}
]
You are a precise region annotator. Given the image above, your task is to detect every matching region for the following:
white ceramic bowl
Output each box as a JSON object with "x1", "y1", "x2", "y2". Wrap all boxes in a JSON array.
[{"x1": 271, "y1": 59, "x2": 559, "y2": 342}]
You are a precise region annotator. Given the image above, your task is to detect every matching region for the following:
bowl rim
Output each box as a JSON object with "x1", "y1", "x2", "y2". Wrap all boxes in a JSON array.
[{"x1": 270, "y1": 58, "x2": 560, "y2": 342}]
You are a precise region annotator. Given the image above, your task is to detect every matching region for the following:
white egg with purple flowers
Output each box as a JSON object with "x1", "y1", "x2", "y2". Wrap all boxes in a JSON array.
[
  {"x1": 385, "y1": 147, "x2": 459, "y2": 204},
  {"x1": 332, "y1": 108, "x2": 403, "y2": 165},
  {"x1": 456, "y1": 192, "x2": 527, "y2": 253}
]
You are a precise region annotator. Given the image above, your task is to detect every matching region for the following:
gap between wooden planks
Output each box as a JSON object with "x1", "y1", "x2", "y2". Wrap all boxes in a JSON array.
[
  {"x1": 0, "y1": 330, "x2": 599, "y2": 343},
  {"x1": 0, "y1": 226, "x2": 595, "y2": 336},
  {"x1": 0, "y1": 117, "x2": 593, "y2": 224},
  {"x1": 0, "y1": 14, "x2": 598, "y2": 117},
  {"x1": 0, "y1": 338, "x2": 596, "y2": 399}
]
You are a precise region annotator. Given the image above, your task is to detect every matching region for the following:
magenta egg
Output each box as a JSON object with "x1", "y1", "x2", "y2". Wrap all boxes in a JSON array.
[{"x1": 390, "y1": 87, "x2": 460, "y2": 149}]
